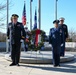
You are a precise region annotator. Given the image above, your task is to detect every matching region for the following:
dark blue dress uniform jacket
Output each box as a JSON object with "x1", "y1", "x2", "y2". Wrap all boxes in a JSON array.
[
  {"x1": 59, "y1": 24, "x2": 68, "y2": 41},
  {"x1": 49, "y1": 27, "x2": 64, "y2": 46},
  {"x1": 49, "y1": 27, "x2": 64, "y2": 66},
  {"x1": 7, "y1": 22, "x2": 26, "y2": 44}
]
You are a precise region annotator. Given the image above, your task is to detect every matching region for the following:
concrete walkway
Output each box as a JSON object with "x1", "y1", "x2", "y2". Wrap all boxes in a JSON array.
[{"x1": 0, "y1": 52, "x2": 76, "y2": 75}]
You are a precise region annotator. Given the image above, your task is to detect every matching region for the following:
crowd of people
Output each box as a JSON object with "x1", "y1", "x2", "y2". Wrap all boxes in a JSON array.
[{"x1": 7, "y1": 14, "x2": 68, "y2": 67}]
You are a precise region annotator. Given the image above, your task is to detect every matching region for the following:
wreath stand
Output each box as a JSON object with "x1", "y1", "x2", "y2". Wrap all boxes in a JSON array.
[{"x1": 25, "y1": 29, "x2": 45, "y2": 64}]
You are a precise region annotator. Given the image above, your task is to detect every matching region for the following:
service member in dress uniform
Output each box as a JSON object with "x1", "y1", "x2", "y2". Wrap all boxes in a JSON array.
[
  {"x1": 7, "y1": 14, "x2": 26, "y2": 66},
  {"x1": 59, "y1": 17, "x2": 68, "y2": 56},
  {"x1": 24, "y1": 27, "x2": 30, "y2": 52},
  {"x1": 8, "y1": 17, "x2": 13, "y2": 52},
  {"x1": 49, "y1": 20, "x2": 64, "y2": 67}
]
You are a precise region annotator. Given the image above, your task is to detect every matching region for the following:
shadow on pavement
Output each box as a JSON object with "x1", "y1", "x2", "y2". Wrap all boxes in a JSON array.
[{"x1": 20, "y1": 57, "x2": 76, "y2": 74}]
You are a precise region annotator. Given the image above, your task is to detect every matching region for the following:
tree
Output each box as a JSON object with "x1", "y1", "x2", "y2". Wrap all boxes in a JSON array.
[
  {"x1": 0, "y1": 1, "x2": 13, "y2": 42},
  {"x1": 69, "y1": 28, "x2": 76, "y2": 42},
  {"x1": 0, "y1": 32, "x2": 6, "y2": 42},
  {"x1": 0, "y1": 1, "x2": 7, "y2": 21},
  {"x1": 0, "y1": 0, "x2": 13, "y2": 33}
]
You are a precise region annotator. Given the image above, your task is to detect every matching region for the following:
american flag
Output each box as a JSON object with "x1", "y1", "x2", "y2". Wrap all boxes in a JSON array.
[
  {"x1": 22, "y1": 2, "x2": 26, "y2": 25},
  {"x1": 33, "y1": 9, "x2": 37, "y2": 30}
]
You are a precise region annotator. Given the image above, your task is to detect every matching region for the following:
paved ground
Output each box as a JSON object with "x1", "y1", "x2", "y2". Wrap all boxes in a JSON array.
[
  {"x1": 0, "y1": 52, "x2": 76, "y2": 75},
  {"x1": 5, "y1": 51, "x2": 75, "y2": 64}
]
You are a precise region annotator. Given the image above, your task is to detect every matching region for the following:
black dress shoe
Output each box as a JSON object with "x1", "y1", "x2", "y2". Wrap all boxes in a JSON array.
[
  {"x1": 9, "y1": 63, "x2": 16, "y2": 66},
  {"x1": 54, "y1": 65, "x2": 57, "y2": 67},
  {"x1": 16, "y1": 64, "x2": 20, "y2": 66},
  {"x1": 60, "y1": 54, "x2": 64, "y2": 57},
  {"x1": 54, "y1": 65, "x2": 60, "y2": 67}
]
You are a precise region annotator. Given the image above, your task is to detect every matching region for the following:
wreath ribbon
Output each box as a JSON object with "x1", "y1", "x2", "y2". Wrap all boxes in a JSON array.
[{"x1": 35, "y1": 29, "x2": 41, "y2": 47}]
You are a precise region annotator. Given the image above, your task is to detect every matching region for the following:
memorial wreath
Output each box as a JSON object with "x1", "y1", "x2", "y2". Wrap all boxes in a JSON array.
[{"x1": 25, "y1": 29, "x2": 45, "y2": 51}]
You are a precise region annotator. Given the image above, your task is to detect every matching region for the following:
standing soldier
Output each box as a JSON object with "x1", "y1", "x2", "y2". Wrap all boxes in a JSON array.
[
  {"x1": 49, "y1": 20, "x2": 64, "y2": 67},
  {"x1": 59, "y1": 17, "x2": 68, "y2": 56},
  {"x1": 24, "y1": 27, "x2": 30, "y2": 52},
  {"x1": 8, "y1": 17, "x2": 13, "y2": 52},
  {"x1": 7, "y1": 14, "x2": 26, "y2": 66}
]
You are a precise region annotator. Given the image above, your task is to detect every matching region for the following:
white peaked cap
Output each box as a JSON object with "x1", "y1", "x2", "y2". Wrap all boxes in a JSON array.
[{"x1": 59, "y1": 17, "x2": 65, "y2": 21}]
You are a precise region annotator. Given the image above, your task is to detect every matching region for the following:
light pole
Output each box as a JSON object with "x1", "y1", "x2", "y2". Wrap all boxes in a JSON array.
[
  {"x1": 38, "y1": 0, "x2": 41, "y2": 29},
  {"x1": 6, "y1": 0, "x2": 9, "y2": 52},
  {"x1": 7, "y1": 0, "x2": 9, "y2": 25},
  {"x1": 55, "y1": 0, "x2": 57, "y2": 20},
  {"x1": 30, "y1": 0, "x2": 32, "y2": 30}
]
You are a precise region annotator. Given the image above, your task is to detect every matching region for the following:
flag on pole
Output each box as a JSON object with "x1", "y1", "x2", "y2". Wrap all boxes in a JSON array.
[
  {"x1": 33, "y1": 9, "x2": 37, "y2": 30},
  {"x1": 22, "y1": 2, "x2": 26, "y2": 25}
]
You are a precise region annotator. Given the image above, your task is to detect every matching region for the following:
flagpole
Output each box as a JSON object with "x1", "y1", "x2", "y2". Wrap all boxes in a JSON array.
[
  {"x1": 6, "y1": 0, "x2": 9, "y2": 53},
  {"x1": 30, "y1": 0, "x2": 32, "y2": 30},
  {"x1": 55, "y1": 0, "x2": 58, "y2": 20},
  {"x1": 38, "y1": 0, "x2": 41, "y2": 29}
]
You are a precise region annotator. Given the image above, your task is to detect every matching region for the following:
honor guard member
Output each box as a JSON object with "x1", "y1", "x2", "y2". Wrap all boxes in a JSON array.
[
  {"x1": 8, "y1": 17, "x2": 13, "y2": 52},
  {"x1": 7, "y1": 14, "x2": 26, "y2": 66},
  {"x1": 59, "y1": 17, "x2": 68, "y2": 56},
  {"x1": 24, "y1": 27, "x2": 30, "y2": 51},
  {"x1": 49, "y1": 20, "x2": 64, "y2": 67}
]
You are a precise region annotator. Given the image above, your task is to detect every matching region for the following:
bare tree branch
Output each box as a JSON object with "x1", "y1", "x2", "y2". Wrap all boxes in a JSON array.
[{"x1": 69, "y1": 28, "x2": 76, "y2": 42}]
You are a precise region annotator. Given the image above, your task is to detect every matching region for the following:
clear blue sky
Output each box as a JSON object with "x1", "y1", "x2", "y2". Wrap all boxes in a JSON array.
[{"x1": 0, "y1": 0, "x2": 76, "y2": 34}]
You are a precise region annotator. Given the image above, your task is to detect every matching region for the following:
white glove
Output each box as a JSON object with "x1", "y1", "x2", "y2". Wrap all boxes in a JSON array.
[
  {"x1": 7, "y1": 39, "x2": 10, "y2": 42},
  {"x1": 61, "y1": 44, "x2": 64, "y2": 47},
  {"x1": 20, "y1": 39, "x2": 24, "y2": 42}
]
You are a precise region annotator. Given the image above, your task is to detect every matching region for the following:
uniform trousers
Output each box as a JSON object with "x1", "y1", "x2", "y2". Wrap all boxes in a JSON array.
[
  {"x1": 52, "y1": 45, "x2": 61, "y2": 66},
  {"x1": 11, "y1": 42, "x2": 21, "y2": 64},
  {"x1": 60, "y1": 42, "x2": 65, "y2": 56}
]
